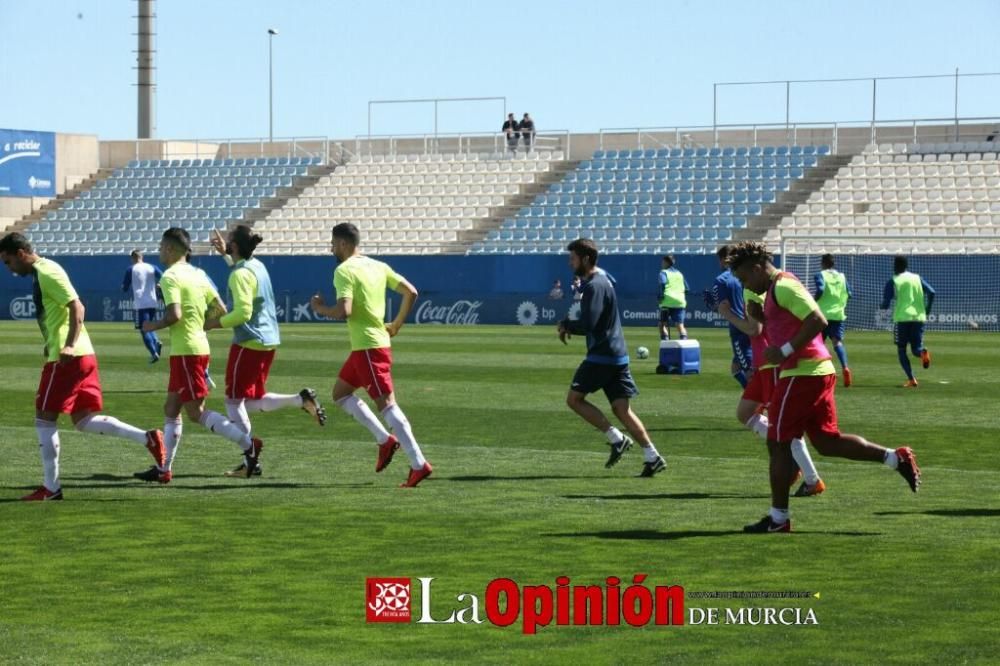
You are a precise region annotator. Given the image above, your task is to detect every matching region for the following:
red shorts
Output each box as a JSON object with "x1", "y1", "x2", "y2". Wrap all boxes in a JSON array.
[
  {"x1": 168, "y1": 355, "x2": 211, "y2": 402},
  {"x1": 338, "y1": 348, "x2": 394, "y2": 400},
  {"x1": 742, "y1": 366, "x2": 779, "y2": 405},
  {"x1": 225, "y1": 345, "x2": 276, "y2": 400},
  {"x1": 768, "y1": 373, "x2": 840, "y2": 442},
  {"x1": 36, "y1": 355, "x2": 103, "y2": 414}
]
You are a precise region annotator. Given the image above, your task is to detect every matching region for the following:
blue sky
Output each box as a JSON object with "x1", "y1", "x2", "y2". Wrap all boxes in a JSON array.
[{"x1": 2, "y1": 0, "x2": 998, "y2": 140}]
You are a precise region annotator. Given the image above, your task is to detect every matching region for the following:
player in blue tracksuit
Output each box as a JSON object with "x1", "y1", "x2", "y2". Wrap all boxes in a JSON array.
[
  {"x1": 558, "y1": 239, "x2": 665, "y2": 477},
  {"x1": 711, "y1": 245, "x2": 752, "y2": 387}
]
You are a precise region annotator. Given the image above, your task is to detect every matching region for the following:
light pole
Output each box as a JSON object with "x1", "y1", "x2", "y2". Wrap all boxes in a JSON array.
[{"x1": 268, "y1": 28, "x2": 278, "y2": 144}]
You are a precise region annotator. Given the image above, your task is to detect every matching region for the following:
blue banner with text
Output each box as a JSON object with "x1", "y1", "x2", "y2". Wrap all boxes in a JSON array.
[{"x1": 0, "y1": 128, "x2": 56, "y2": 197}]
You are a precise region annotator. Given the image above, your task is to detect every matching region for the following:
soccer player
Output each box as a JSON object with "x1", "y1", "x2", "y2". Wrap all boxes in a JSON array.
[
  {"x1": 726, "y1": 242, "x2": 920, "y2": 533},
  {"x1": 205, "y1": 225, "x2": 326, "y2": 477},
  {"x1": 558, "y1": 239, "x2": 666, "y2": 477},
  {"x1": 657, "y1": 255, "x2": 689, "y2": 341},
  {"x1": 187, "y1": 250, "x2": 219, "y2": 390},
  {"x1": 310, "y1": 223, "x2": 432, "y2": 487},
  {"x1": 711, "y1": 245, "x2": 752, "y2": 388},
  {"x1": 719, "y1": 287, "x2": 826, "y2": 497},
  {"x1": 0, "y1": 233, "x2": 165, "y2": 501},
  {"x1": 814, "y1": 254, "x2": 853, "y2": 387},
  {"x1": 122, "y1": 249, "x2": 163, "y2": 363},
  {"x1": 880, "y1": 256, "x2": 935, "y2": 388},
  {"x1": 134, "y1": 228, "x2": 263, "y2": 483}
]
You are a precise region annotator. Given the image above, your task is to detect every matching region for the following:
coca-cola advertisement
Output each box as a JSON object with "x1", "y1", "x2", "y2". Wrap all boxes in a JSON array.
[{"x1": 414, "y1": 299, "x2": 483, "y2": 325}]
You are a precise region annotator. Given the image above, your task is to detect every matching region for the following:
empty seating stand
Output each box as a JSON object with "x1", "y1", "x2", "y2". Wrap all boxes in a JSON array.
[
  {"x1": 254, "y1": 151, "x2": 563, "y2": 255},
  {"x1": 770, "y1": 142, "x2": 1000, "y2": 253},
  {"x1": 27, "y1": 157, "x2": 321, "y2": 256},
  {"x1": 468, "y1": 145, "x2": 827, "y2": 255}
]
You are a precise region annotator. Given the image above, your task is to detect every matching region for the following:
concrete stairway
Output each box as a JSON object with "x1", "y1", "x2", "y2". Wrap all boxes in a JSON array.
[
  {"x1": 450, "y1": 160, "x2": 582, "y2": 253},
  {"x1": 238, "y1": 164, "x2": 338, "y2": 227},
  {"x1": 733, "y1": 153, "x2": 855, "y2": 242},
  {"x1": 10, "y1": 169, "x2": 117, "y2": 233},
  {"x1": 190, "y1": 164, "x2": 337, "y2": 255}
]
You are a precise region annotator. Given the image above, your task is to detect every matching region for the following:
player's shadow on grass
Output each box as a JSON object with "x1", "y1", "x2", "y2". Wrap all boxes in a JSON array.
[
  {"x1": 873, "y1": 508, "x2": 1000, "y2": 518},
  {"x1": 646, "y1": 427, "x2": 746, "y2": 433},
  {"x1": 562, "y1": 492, "x2": 770, "y2": 501},
  {"x1": 446, "y1": 475, "x2": 598, "y2": 482},
  {"x1": 0, "y1": 496, "x2": 129, "y2": 503},
  {"x1": 546, "y1": 529, "x2": 881, "y2": 540},
  {"x1": 64, "y1": 473, "x2": 136, "y2": 482},
  {"x1": 103, "y1": 389, "x2": 162, "y2": 394},
  {"x1": 2, "y1": 482, "x2": 135, "y2": 491},
  {"x1": 59, "y1": 474, "x2": 373, "y2": 490},
  {"x1": 171, "y1": 482, "x2": 373, "y2": 491},
  {"x1": 545, "y1": 529, "x2": 743, "y2": 541}
]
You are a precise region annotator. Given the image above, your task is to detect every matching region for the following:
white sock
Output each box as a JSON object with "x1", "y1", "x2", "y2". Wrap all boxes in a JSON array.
[
  {"x1": 225, "y1": 399, "x2": 252, "y2": 435},
  {"x1": 336, "y1": 395, "x2": 391, "y2": 445},
  {"x1": 642, "y1": 443, "x2": 661, "y2": 463},
  {"x1": 605, "y1": 426, "x2": 625, "y2": 444},
  {"x1": 746, "y1": 413, "x2": 769, "y2": 439},
  {"x1": 790, "y1": 438, "x2": 821, "y2": 485},
  {"x1": 769, "y1": 507, "x2": 789, "y2": 524},
  {"x1": 75, "y1": 414, "x2": 148, "y2": 445},
  {"x1": 199, "y1": 410, "x2": 253, "y2": 451},
  {"x1": 883, "y1": 449, "x2": 899, "y2": 469},
  {"x1": 35, "y1": 418, "x2": 61, "y2": 492},
  {"x1": 244, "y1": 393, "x2": 302, "y2": 412},
  {"x1": 163, "y1": 417, "x2": 182, "y2": 471},
  {"x1": 381, "y1": 404, "x2": 427, "y2": 469}
]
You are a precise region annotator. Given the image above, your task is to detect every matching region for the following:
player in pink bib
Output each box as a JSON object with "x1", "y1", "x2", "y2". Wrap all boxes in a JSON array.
[{"x1": 726, "y1": 241, "x2": 921, "y2": 533}]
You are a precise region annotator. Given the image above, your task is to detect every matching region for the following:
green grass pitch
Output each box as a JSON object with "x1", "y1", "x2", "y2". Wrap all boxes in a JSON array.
[{"x1": 0, "y1": 321, "x2": 996, "y2": 664}]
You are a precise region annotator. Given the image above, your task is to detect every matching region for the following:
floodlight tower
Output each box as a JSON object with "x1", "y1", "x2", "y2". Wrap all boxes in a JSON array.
[{"x1": 136, "y1": 0, "x2": 156, "y2": 138}]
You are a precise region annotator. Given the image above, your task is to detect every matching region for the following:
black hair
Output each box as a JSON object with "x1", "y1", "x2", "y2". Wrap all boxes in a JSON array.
[
  {"x1": 567, "y1": 238, "x2": 599, "y2": 266},
  {"x1": 131, "y1": 249, "x2": 142, "y2": 259},
  {"x1": 332, "y1": 222, "x2": 361, "y2": 247},
  {"x1": 662, "y1": 255, "x2": 675, "y2": 268},
  {"x1": 821, "y1": 253, "x2": 835, "y2": 269},
  {"x1": 716, "y1": 244, "x2": 732, "y2": 262},
  {"x1": 894, "y1": 255, "x2": 908, "y2": 274},
  {"x1": 231, "y1": 225, "x2": 263, "y2": 259},
  {"x1": 0, "y1": 232, "x2": 33, "y2": 255},
  {"x1": 725, "y1": 241, "x2": 774, "y2": 272},
  {"x1": 162, "y1": 227, "x2": 192, "y2": 254}
]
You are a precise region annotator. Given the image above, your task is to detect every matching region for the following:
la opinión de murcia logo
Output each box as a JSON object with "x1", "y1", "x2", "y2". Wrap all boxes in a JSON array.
[
  {"x1": 367, "y1": 576, "x2": 821, "y2": 631},
  {"x1": 367, "y1": 575, "x2": 684, "y2": 633}
]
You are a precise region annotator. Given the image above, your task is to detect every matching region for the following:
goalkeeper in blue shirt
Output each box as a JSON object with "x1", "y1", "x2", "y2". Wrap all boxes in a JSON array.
[{"x1": 710, "y1": 245, "x2": 752, "y2": 388}]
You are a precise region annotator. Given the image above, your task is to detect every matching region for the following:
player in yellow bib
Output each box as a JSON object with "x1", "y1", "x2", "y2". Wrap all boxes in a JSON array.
[
  {"x1": 0, "y1": 232, "x2": 165, "y2": 501},
  {"x1": 880, "y1": 256, "x2": 936, "y2": 387},
  {"x1": 657, "y1": 255, "x2": 689, "y2": 341},
  {"x1": 813, "y1": 254, "x2": 853, "y2": 387},
  {"x1": 135, "y1": 227, "x2": 263, "y2": 484},
  {"x1": 310, "y1": 223, "x2": 432, "y2": 487}
]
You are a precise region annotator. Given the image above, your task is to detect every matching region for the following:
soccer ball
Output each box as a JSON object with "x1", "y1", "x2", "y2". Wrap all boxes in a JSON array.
[
  {"x1": 968, "y1": 319, "x2": 980, "y2": 330},
  {"x1": 636, "y1": 346, "x2": 650, "y2": 360}
]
